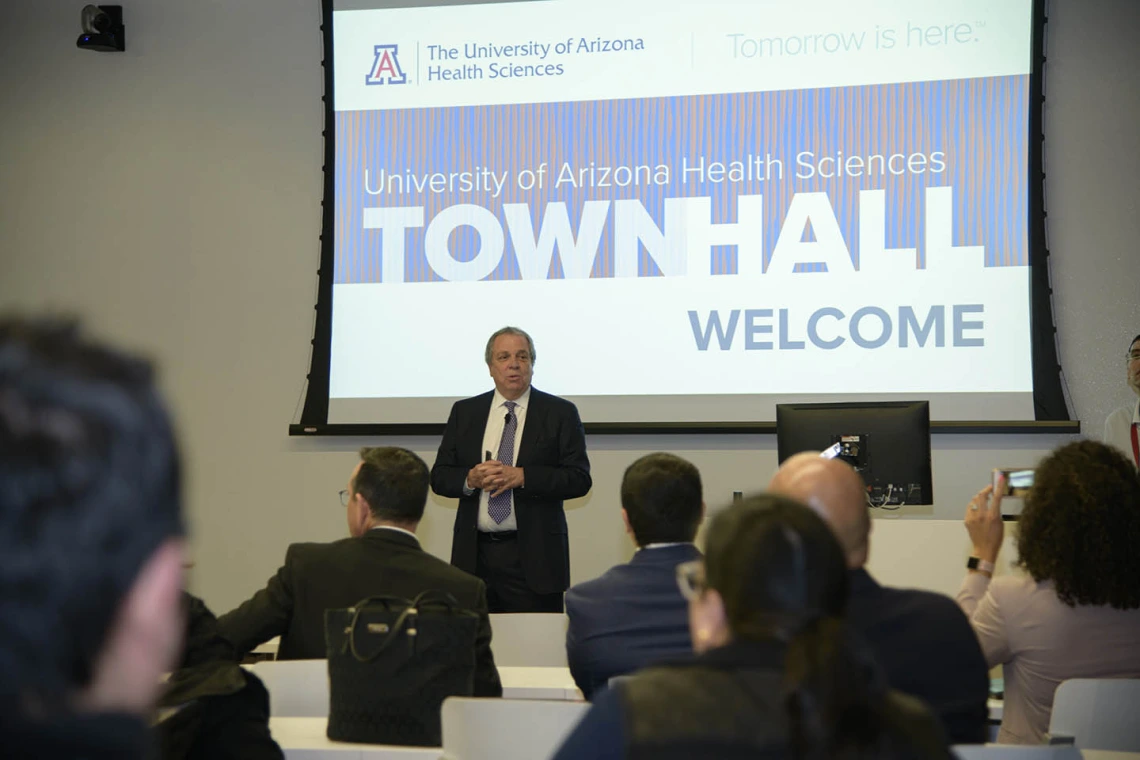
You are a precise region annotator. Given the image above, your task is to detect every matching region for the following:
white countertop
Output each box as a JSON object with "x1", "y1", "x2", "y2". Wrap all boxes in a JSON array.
[{"x1": 269, "y1": 717, "x2": 441, "y2": 759}]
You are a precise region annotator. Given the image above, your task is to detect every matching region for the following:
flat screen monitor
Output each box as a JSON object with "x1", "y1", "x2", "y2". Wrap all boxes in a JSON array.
[{"x1": 776, "y1": 401, "x2": 933, "y2": 506}]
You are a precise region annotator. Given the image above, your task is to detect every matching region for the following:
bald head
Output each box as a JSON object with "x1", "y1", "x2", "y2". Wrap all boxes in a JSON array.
[{"x1": 768, "y1": 452, "x2": 870, "y2": 568}]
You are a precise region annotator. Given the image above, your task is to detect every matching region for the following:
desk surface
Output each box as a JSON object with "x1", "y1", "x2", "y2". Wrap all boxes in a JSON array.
[
  {"x1": 249, "y1": 662, "x2": 583, "y2": 719},
  {"x1": 270, "y1": 717, "x2": 441, "y2": 759},
  {"x1": 499, "y1": 666, "x2": 582, "y2": 701}
]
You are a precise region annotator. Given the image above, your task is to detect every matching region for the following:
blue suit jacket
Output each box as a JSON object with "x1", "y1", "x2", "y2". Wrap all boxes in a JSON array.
[{"x1": 564, "y1": 543, "x2": 701, "y2": 699}]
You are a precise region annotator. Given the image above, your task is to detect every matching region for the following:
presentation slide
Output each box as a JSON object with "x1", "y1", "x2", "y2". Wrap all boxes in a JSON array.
[{"x1": 325, "y1": 0, "x2": 1036, "y2": 424}]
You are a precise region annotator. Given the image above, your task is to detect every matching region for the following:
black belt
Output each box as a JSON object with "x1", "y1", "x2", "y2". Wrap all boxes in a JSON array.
[{"x1": 477, "y1": 530, "x2": 518, "y2": 542}]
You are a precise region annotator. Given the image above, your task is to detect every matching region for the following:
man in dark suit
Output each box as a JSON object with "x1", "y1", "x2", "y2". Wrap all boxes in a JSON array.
[
  {"x1": 769, "y1": 453, "x2": 989, "y2": 744},
  {"x1": 431, "y1": 326, "x2": 591, "y2": 613},
  {"x1": 564, "y1": 453, "x2": 703, "y2": 699},
  {"x1": 216, "y1": 447, "x2": 501, "y2": 697}
]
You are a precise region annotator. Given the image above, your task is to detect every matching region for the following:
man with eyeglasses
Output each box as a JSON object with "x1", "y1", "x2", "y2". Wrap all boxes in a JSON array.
[
  {"x1": 432, "y1": 326, "x2": 592, "y2": 613},
  {"x1": 1104, "y1": 334, "x2": 1140, "y2": 468},
  {"x1": 215, "y1": 447, "x2": 502, "y2": 696}
]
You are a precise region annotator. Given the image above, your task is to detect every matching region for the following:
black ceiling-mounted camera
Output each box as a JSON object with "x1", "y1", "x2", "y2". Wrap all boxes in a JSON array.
[{"x1": 76, "y1": 5, "x2": 125, "y2": 52}]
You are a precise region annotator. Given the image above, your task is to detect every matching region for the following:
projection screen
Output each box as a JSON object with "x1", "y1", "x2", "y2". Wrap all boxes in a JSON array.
[{"x1": 295, "y1": 0, "x2": 1070, "y2": 433}]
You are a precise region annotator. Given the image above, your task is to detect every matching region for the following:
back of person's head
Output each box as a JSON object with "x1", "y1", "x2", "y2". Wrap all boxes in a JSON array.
[
  {"x1": 0, "y1": 318, "x2": 185, "y2": 714},
  {"x1": 768, "y1": 453, "x2": 871, "y2": 569},
  {"x1": 1017, "y1": 440, "x2": 1140, "y2": 609},
  {"x1": 698, "y1": 496, "x2": 921, "y2": 760},
  {"x1": 353, "y1": 446, "x2": 430, "y2": 525},
  {"x1": 620, "y1": 452, "x2": 703, "y2": 546},
  {"x1": 701, "y1": 494, "x2": 849, "y2": 642}
]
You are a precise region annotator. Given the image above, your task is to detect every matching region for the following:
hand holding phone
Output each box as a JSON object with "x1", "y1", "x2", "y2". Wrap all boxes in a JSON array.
[{"x1": 992, "y1": 468, "x2": 1035, "y2": 498}]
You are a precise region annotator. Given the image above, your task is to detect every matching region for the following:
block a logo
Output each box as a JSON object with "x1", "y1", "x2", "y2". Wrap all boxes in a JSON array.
[{"x1": 365, "y1": 44, "x2": 408, "y2": 85}]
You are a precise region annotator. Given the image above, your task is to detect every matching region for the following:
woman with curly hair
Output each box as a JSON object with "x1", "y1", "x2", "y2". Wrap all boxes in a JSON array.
[{"x1": 958, "y1": 440, "x2": 1140, "y2": 745}]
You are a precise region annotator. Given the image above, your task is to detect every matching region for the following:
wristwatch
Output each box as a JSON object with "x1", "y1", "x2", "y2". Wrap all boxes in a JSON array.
[{"x1": 967, "y1": 557, "x2": 995, "y2": 573}]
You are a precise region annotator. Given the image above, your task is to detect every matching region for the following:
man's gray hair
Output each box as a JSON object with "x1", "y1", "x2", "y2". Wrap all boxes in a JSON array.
[{"x1": 485, "y1": 326, "x2": 536, "y2": 366}]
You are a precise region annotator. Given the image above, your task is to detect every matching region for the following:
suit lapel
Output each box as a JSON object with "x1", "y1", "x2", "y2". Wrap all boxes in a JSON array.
[
  {"x1": 516, "y1": 388, "x2": 545, "y2": 467},
  {"x1": 463, "y1": 391, "x2": 496, "y2": 465}
]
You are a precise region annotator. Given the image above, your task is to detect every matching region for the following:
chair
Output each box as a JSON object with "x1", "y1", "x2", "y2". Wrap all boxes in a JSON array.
[
  {"x1": 952, "y1": 746, "x2": 1081, "y2": 760},
  {"x1": 245, "y1": 659, "x2": 329, "y2": 717},
  {"x1": 251, "y1": 635, "x2": 280, "y2": 658},
  {"x1": 440, "y1": 697, "x2": 589, "y2": 760},
  {"x1": 488, "y1": 613, "x2": 569, "y2": 667},
  {"x1": 1047, "y1": 678, "x2": 1140, "y2": 751}
]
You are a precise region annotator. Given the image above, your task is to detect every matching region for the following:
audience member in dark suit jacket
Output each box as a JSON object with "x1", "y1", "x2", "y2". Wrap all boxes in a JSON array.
[
  {"x1": 769, "y1": 453, "x2": 989, "y2": 745},
  {"x1": 216, "y1": 447, "x2": 502, "y2": 697},
  {"x1": 565, "y1": 453, "x2": 704, "y2": 699}
]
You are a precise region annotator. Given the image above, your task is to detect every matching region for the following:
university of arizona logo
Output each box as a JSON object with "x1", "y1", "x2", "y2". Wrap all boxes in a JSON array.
[{"x1": 365, "y1": 44, "x2": 407, "y2": 85}]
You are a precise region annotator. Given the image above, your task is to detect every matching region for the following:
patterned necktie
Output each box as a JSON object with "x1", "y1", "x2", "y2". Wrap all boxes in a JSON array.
[{"x1": 488, "y1": 401, "x2": 518, "y2": 524}]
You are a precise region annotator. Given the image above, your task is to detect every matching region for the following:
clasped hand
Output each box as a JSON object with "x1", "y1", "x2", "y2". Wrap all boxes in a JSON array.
[{"x1": 467, "y1": 460, "x2": 524, "y2": 498}]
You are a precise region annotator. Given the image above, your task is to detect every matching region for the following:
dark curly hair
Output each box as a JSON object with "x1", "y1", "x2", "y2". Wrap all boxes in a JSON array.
[{"x1": 1016, "y1": 440, "x2": 1140, "y2": 608}]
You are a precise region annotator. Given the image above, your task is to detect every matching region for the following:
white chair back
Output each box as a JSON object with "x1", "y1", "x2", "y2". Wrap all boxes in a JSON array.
[
  {"x1": 953, "y1": 746, "x2": 1081, "y2": 760},
  {"x1": 1048, "y1": 678, "x2": 1140, "y2": 751},
  {"x1": 245, "y1": 659, "x2": 329, "y2": 717},
  {"x1": 441, "y1": 697, "x2": 588, "y2": 760},
  {"x1": 488, "y1": 613, "x2": 569, "y2": 667}
]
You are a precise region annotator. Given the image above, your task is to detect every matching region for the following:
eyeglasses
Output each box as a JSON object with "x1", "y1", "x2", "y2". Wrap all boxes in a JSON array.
[
  {"x1": 1127, "y1": 351, "x2": 1140, "y2": 362},
  {"x1": 493, "y1": 351, "x2": 532, "y2": 364},
  {"x1": 675, "y1": 560, "x2": 706, "y2": 601},
  {"x1": 339, "y1": 489, "x2": 350, "y2": 507}
]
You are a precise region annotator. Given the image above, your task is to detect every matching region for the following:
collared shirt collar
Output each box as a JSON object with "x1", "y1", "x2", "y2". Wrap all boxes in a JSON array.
[
  {"x1": 638, "y1": 542, "x2": 694, "y2": 551},
  {"x1": 369, "y1": 525, "x2": 419, "y2": 543},
  {"x1": 492, "y1": 386, "x2": 531, "y2": 413}
]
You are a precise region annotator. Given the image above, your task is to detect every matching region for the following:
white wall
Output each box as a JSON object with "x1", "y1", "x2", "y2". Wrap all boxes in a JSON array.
[{"x1": 1, "y1": 0, "x2": 1137, "y2": 612}]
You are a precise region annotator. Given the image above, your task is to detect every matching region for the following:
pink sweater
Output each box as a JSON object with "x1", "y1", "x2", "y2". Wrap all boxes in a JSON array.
[{"x1": 957, "y1": 572, "x2": 1140, "y2": 744}]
